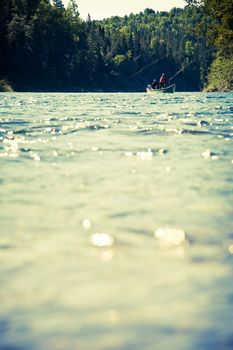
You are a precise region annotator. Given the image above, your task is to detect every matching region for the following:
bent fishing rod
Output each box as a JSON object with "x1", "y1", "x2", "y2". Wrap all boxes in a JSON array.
[
  {"x1": 128, "y1": 56, "x2": 192, "y2": 82},
  {"x1": 169, "y1": 61, "x2": 193, "y2": 82},
  {"x1": 128, "y1": 54, "x2": 168, "y2": 80}
]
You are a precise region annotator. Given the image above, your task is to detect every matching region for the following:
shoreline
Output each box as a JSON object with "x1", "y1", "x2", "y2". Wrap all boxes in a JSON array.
[{"x1": 1, "y1": 80, "x2": 232, "y2": 94}]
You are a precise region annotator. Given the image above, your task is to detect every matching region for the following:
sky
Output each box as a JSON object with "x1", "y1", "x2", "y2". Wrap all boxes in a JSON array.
[{"x1": 63, "y1": 0, "x2": 187, "y2": 20}]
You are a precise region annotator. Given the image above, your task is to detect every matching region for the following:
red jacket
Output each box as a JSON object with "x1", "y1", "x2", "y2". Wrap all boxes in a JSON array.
[{"x1": 160, "y1": 75, "x2": 168, "y2": 84}]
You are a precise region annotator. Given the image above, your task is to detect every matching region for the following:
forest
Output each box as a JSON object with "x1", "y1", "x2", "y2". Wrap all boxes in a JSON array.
[{"x1": 0, "y1": 0, "x2": 232, "y2": 92}]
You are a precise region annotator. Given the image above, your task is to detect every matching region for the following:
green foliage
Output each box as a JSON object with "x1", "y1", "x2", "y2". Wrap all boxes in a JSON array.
[
  {"x1": 206, "y1": 56, "x2": 233, "y2": 91},
  {"x1": 185, "y1": 41, "x2": 195, "y2": 58},
  {"x1": 113, "y1": 55, "x2": 127, "y2": 65},
  {"x1": 0, "y1": 0, "x2": 231, "y2": 91},
  {"x1": 0, "y1": 79, "x2": 13, "y2": 92},
  {"x1": 186, "y1": 0, "x2": 233, "y2": 90},
  {"x1": 52, "y1": 0, "x2": 64, "y2": 11},
  {"x1": 66, "y1": 0, "x2": 79, "y2": 18}
]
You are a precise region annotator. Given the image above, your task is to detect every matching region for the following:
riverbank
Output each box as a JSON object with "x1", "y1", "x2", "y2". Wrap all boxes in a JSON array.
[
  {"x1": 204, "y1": 57, "x2": 233, "y2": 92},
  {"x1": 0, "y1": 77, "x2": 231, "y2": 93},
  {"x1": 0, "y1": 79, "x2": 13, "y2": 92}
]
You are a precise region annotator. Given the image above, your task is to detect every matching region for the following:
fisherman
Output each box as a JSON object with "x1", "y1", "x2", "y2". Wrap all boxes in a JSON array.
[
  {"x1": 159, "y1": 73, "x2": 169, "y2": 88},
  {"x1": 151, "y1": 79, "x2": 158, "y2": 90}
]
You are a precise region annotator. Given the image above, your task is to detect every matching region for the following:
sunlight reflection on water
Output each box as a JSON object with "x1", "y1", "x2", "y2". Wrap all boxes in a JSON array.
[{"x1": 0, "y1": 92, "x2": 233, "y2": 350}]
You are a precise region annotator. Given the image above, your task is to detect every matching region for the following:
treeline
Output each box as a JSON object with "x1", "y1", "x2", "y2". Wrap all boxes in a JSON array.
[
  {"x1": 97, "y1": 6, "x2": 213, "y2": 91},
  {"x1": 0, "y1": 0, "x2": 232, "y2": 91},
  {"x1": 191, "y1": 0, "x2": 233, "y2": 91}
]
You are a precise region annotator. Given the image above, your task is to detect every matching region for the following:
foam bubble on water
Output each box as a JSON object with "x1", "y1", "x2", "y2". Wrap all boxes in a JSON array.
[
  {"x1": 45, "y1": 127, "x2": 53, "y2": 133},
  {"x1": 137, "y1": 149, "x2": 153, "y2": 161},
  {"x1": 82, "y1": 219, "x2": 92, "y2": 231},
  {"x1": 91, "y1": 233, "x2": 114, "y2": 247},
  {"x1": 2, "y1": 138, "x2": 20, "y2": 158},
  {"x1": 52, "y1": 150, "x2": 58, "y2": 157},
  {"x1": 34, "y1": 155, "x2": 40, "y2": 161},
  {"x1": 30, "y1": 152, "x2": 40, "y2": 161},
  {"x1": 202, "y1": 149, "x2": 212, "y2": 159},
  {"x1": 154, "y1": 227, "x2": 186, "y2": 246},
  {"x1": 202, "y1": 149, "x2": 219, "y2": 160},
  {"x1": 0, "y1": 152, "x2": 8, "y2": 158},
  {"x1": 125, "y1": 152, "x2": 133, "y2": 157}
]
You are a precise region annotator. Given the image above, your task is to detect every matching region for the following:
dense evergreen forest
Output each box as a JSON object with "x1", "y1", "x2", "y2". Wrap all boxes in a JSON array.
[{"x1": 0, "y1": 0, "x2": 232, "y2": 92}]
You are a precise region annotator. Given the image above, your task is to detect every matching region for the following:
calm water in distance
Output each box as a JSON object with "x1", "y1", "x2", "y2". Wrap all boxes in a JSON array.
[{"x1": 0, "y1": 92, "x2": 233, "y2": 350}]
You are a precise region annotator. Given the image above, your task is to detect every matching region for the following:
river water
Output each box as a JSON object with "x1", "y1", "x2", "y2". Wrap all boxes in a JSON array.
[{"x1": 0, "y1": 92, "x2": 233, "y2": 350}]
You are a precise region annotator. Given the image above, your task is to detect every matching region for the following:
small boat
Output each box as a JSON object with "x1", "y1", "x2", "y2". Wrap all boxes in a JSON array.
[{"x1": 146, "y1": 83, "x2": 176, "y2": 94}]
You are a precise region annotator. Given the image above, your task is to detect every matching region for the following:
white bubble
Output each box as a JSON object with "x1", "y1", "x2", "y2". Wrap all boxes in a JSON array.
[
  {"x1": 91, "y1": 233, "x2": 114, "y2": 247},
  {"x1": 82, "y1": 219, "x2": 92, "y2": 231},
  {"x1": 202, "y1": 149, "x2": 211, "y2": 159},
  {"x1": 125, "y1": 152, "x2": 133, "y2": 157},
  {"x1": 137, "y1": 149, "x2": 153, "y2": 161},
  {"x1": 155, "y1": 227, "x2": 186, "y2": 246}
]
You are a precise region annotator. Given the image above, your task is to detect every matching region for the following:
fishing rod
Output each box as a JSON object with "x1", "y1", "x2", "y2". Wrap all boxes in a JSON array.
[
  {"x1": 169, "y1": 61, "x2": 193, "y2": 82},
  {"x1": 128, "y1": 54, "x2": 168, "y2": 80}
]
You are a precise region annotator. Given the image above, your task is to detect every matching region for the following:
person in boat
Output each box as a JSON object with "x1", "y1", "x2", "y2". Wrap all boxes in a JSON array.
[
  {"x1": 159, "y1": 73, "x2": 169, "y2": 88},
  {"x1": 151, "y1": 79, "x2": 158, "y2": 90}
]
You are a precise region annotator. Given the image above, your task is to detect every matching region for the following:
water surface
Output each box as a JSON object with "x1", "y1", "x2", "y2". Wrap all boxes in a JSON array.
[{"x1": 0, "y1": 92, "x2": 233, "y2": 350}]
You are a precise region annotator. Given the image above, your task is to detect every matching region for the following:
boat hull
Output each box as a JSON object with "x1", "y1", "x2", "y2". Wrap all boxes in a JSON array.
[{"x1": 147, "y1": 83, "x2": 175, "y2": 94}]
